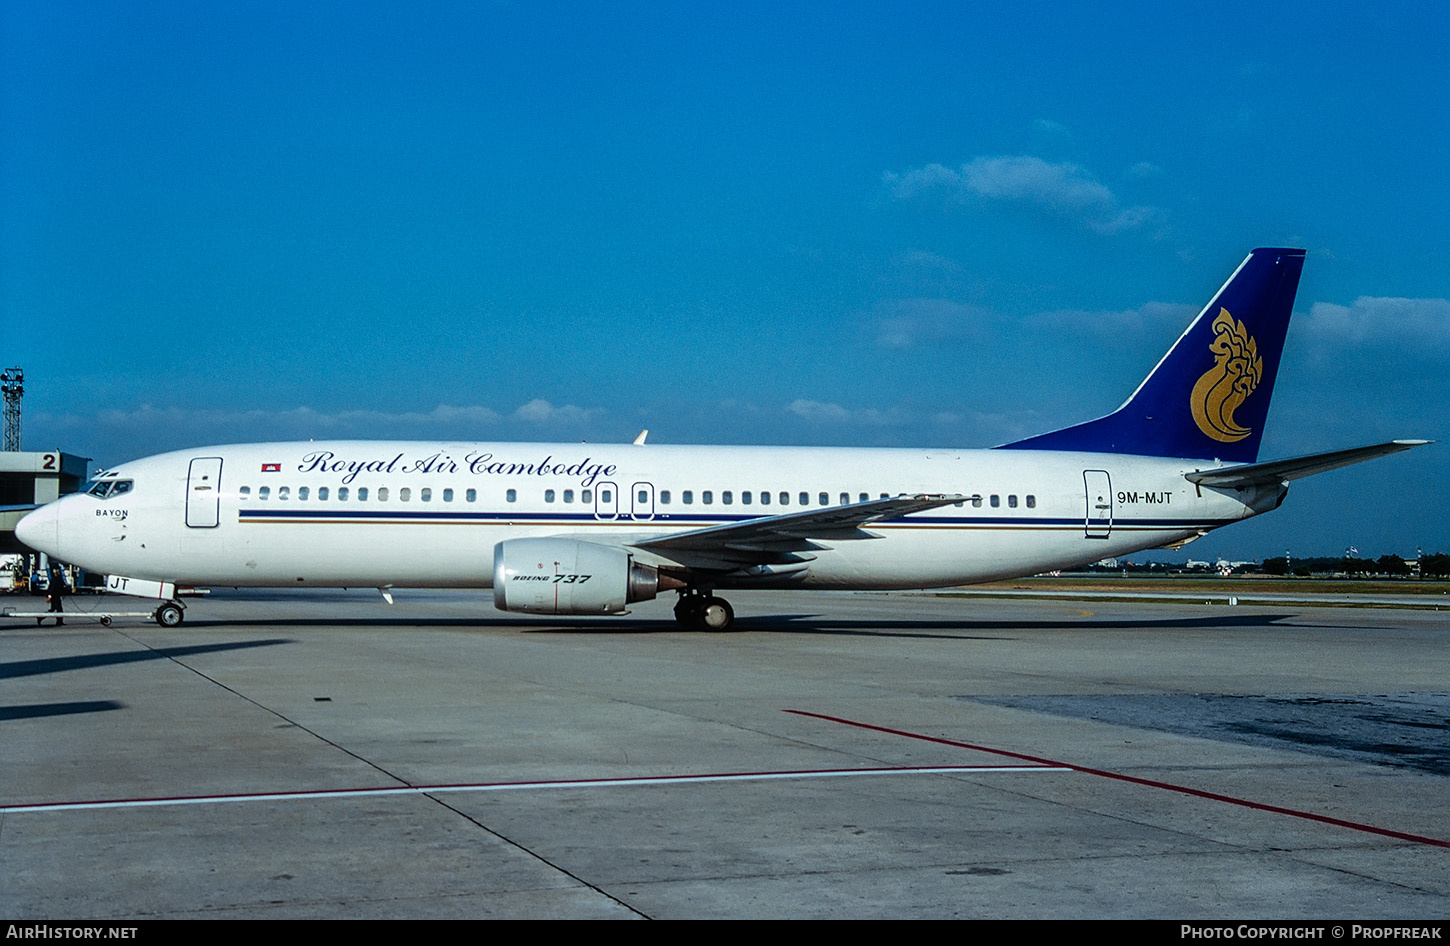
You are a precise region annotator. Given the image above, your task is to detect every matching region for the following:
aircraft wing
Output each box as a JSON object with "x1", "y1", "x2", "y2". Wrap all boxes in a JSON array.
[
  {"x1": 629, "y1": 494, "x2": 966, "y2": 569},
  {"x1": 1184, "y1": 440, "x2": 1430, "y2": 489}
]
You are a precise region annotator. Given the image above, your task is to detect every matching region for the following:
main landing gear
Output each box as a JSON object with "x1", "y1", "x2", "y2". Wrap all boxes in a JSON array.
[{"x1": 674, "y1": 588, "x2": 735, "y2": 631}]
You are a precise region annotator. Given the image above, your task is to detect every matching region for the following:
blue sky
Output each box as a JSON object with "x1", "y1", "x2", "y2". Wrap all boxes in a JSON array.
[{"x1": 3, "y1": 1, "x2": 1447, "y2": 560}]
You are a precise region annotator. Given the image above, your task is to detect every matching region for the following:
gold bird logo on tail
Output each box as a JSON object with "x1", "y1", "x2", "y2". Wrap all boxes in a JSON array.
[{"x1": 1190, "y1": 308, "x2": 1262, "y2": 443}]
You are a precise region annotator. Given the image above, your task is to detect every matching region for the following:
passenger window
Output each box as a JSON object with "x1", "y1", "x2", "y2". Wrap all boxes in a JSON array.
[
  {"x1": 799, "y1": 492, "x2": 809, "y2": 505},
  {"x1": 240, "y1": 486, "x2": 251, "y2": 498},
  {"x1": 357, "y1": 487, "x2": 367, "y2": 501},
  {"x1": 703, "y1": 491, "x2": 713, "y2": 505},
  {"x1": 971, "y1": 496, "x2": 981, "y2": 508},
  {"x1": 298, "y1": 487, "x2": 309, "y2": 500},
  {"x1": 779, "y1": 492, "x2": 789, "y2": 505},
  {"x1": 759, "y1": 491, "x2": 769, "y2": 505},
  {"x1": 377, "y1": 487, "x2": 388, "y2": 501},
  {"x1": 400, "y1": 488, "x2": 411, "y2": 502},
  {"x1": 582, "y1": 489, "x2": 592, "y2": 503},
  {"x1": 466, "y1": 489, "x2": 477, "y2": 502},
  {"x1": 638, "y1": 489, "x2": 648, "y2": 504},
  {"x1": 259, "y1": 487, "x2": 270, "y2": 500},
  {"x1": 819, "y1": 492, "x2": 828, "y2": 506},
  {"x1": 506, "y1": 489, "x2": 517, "y2": 503},
  {"x1": 601, "y1": 489, "x2": 612, "y2": 503},
  {"x1": 318, "y1": 487, "x2": 329, "y2": 501},
  {"x1": 990, "y1": 495, "x2": 999, "y2": 508},
  {"x1": 545, "y1": 489, "x2": 556, "y2": 503},
  {"x1": 1026, "y1": 495, "x2": 1036, "y2": 508},
  {"x1": 683, "y1": 490, "x2": 694, "y2": 504},
  {"x1": 443, "y1": 488, "x2": 454, "y2": 502},
  {"x1": 421, "y1": 488, "x2": 432, "y2": 502},
  {"x1": 278, "y1": 487, "x2": 290, "y2": 500},
  {"x1": 722, "y1": 491, "x2": 733, "y2": 505},
  {"x1": 564, "y1": 489, "x2": 574, "y2": 503},
  {"x1": 1008, "y1": 495, "x2": 1017, "y2": 508},
  {"x1": 338, "y1": 487, "x2": 349, "y2": 501},
  {"x1": 742, "y1": 491, "x2": 752, "y2": 505},
  {"x1": 859, "y1": 493, "x2": 869, "y2": 503},
  {"x1": 840, "y1": 493, "x2": 849, "y2": 505},
  {"x1": 659, "y1": 490, "x2": 669, "y2": 504}
]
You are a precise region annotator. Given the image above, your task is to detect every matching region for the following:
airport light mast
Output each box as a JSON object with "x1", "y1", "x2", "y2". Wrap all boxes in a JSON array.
[{"x1": 1, "y1": 367, "x2": 21, "y2": 452}]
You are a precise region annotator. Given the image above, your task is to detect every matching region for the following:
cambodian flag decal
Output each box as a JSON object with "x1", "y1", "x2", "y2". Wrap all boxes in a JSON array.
[{"x1": 261, "y1": 463, "x2": 281, "y2": 472}]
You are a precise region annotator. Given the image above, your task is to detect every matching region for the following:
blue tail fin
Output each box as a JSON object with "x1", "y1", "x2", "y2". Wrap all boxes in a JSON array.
[{"x1": 998, "y1": 247, "x2": 1305, "y2": 463}]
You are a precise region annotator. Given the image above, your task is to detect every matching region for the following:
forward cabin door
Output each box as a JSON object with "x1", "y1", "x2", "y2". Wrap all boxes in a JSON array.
[
  {"x1": 1083, "y1": 470, "x2": 1112, "y2": 539},
  {"x1": 186, "y1": 457, "x2": 224, "y2": 528}
]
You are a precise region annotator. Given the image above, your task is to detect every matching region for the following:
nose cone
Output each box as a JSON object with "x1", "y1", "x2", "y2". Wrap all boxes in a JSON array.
[{"x1": 16, "y1": 503, "x2": 61, "y2": 558}]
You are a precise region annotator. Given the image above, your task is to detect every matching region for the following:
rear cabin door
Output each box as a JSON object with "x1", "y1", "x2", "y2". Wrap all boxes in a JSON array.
[
  {"x1": 186, "y1": 457, "x2": 224, "y2": 528},
  {"x1": 1083, "y1": 470, "x2": 1112, "y2": 539}
]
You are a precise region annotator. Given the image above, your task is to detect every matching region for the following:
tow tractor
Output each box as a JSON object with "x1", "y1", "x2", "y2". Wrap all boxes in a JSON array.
[
  {"x1": 1, "y1": 574, "x2": 190, "y2": 627},
  {"x1": 2, "y1": 600, "x2": 183, "y2": 627}
]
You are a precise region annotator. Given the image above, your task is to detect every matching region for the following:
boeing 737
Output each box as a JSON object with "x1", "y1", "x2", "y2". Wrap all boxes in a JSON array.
[{"x1": 15, "y1": 248, "x2": 1428, "y2": 629}]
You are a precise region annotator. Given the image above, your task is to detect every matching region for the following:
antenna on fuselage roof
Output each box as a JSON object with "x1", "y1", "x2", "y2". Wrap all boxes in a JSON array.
[{"x1": 633, "y1": 430, "x2": 648, "y2": 445}]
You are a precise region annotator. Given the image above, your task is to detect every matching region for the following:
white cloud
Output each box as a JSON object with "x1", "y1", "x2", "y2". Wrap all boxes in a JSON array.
[
  {"x1": 786, "y1": 399, "x2": 854, "y2": 423},
  {"x1": 872, "y1": 297, "x2": 996, "y2": 349},
  {"x1": 511, "y1": 398, "x2": 605, "y2": 424},
  {"x1": 781, "y1": 399, "x2": 1048, "y2": 446},
  {"x1": 871, "y1": 298, "x2": 1198, "y2": 352},
  {"x1": 1302, "y1": 297, "x2": 1450, "y2": 349},
  {"x1": 786, "y1": 400, "x2": 920, "y2": 427},
  {"x1": 883, "y1": 155, "x2": 1162, "y2": 234},
  {"x1": 29, "y1": 400, "x2": 613, "y2": 463},
  {"x1": 894, "y1": 249, "x2": 961, "y2": 275},
  {"x1": 1027, "y1": 302, "x2": 1199, "y2": 336},
  {"x1": 80, "y1": 403, "x2": 506, "y2": 434},
  {"x1": 1033, "y1": 118, "x2": 1071, "y2": 138}
]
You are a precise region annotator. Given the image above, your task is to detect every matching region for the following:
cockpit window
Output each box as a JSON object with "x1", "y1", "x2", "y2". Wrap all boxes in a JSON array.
[{"x1": 86, "y1": 479, "x2": 134, "y2": 499}]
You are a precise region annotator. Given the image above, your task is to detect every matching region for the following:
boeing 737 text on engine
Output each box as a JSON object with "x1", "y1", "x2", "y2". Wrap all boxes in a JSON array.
[{"x1": 16, "y1": 249, "x2": 1428, "y2": 630}]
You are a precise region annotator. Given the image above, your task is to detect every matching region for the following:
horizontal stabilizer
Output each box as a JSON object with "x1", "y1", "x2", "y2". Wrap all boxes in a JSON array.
[{"x1": 1184, "y1": 440, "x2": 1430, "y2": 489}]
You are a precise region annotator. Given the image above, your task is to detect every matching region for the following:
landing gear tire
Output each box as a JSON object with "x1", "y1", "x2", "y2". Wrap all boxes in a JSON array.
[
  {"x1": 674, "y1": 593, "x2": 735, "y2": 631},
  {"x1": 697, "y1": 596, "x2": 734, "y2": 631},
  {"x1": 155, "y1": 602, "x2": 184, "y2": 628}
]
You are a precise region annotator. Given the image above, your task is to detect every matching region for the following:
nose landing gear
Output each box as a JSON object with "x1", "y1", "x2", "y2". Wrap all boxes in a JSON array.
[{"x1": 673, "y1": 589, "x2": 735, "y2": 631}]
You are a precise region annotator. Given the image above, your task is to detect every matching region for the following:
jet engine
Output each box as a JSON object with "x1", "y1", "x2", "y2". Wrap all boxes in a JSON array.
[{"x1": 492, "y1": 538, "x2": 666, "y2": 615}]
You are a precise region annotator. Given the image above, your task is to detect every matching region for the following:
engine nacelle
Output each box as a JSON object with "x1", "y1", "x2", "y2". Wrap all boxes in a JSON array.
[{"x1": 493, "y1": 538, "x2": 661, "y2": 615}]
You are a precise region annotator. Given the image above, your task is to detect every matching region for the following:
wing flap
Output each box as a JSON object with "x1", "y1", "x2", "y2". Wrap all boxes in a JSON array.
[{"x1": 632, "y1": 494, "x2": 965, "y2": 566}]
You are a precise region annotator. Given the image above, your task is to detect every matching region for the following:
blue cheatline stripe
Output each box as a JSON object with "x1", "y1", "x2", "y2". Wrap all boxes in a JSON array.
[{"x1": 236, "y1": 508, "x2": 1232, "y2": 530}]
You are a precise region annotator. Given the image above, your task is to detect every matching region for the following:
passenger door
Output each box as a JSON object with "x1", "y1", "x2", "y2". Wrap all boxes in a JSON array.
[
  {"x1": 186, "y1": 457, "x2": 224, "y2": 528},
  {"x1": 630, "y1": 482, "x2": 655, "y2": 521},
  {"x1": 1083, "y1": 470, "x2": 1112, "y2": 539}
]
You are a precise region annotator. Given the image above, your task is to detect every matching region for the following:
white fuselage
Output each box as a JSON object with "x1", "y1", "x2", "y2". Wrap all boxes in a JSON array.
[{"x1": 24, "y1": 440, "x2": 1280, "y2": 591}]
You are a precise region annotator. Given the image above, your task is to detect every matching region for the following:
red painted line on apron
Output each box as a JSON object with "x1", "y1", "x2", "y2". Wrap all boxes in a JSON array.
[{"x1": 786, "y1": 709, "x2": 1450, "y2": 849}]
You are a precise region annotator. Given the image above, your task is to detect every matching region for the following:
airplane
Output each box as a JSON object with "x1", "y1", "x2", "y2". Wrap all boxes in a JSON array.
[{"x1": 15, "y1": 247, "x2": 1428, "y2": 630}]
